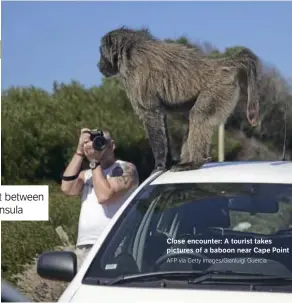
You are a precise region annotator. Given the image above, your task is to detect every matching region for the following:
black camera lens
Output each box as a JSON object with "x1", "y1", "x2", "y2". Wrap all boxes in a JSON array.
[
  {"x1": 90, "y1": 129, "x2": 107, "y2": 151},
  {"x1": 92, "y1": 136, "x2": 107, "y2": 150}
]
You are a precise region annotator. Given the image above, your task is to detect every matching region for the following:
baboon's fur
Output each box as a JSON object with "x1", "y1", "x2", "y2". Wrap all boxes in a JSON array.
[{"x1": 98, "y1": 27, "x2": 260, "y2": 172}]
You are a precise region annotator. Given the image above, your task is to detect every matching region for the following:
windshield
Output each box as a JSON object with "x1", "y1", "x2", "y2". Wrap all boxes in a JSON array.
[{"x1": 83, "y1": 182, "x2": 292, "y2": 282}]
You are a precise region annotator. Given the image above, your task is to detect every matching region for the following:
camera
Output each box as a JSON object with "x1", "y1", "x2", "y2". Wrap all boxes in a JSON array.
[{"x1": 89, "y1": 129, "x2": 108, "y2": 151}]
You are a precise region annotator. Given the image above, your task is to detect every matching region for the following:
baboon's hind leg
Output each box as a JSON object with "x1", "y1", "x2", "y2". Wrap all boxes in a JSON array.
[
  {"x1": 171, "y1": 86, "x2": 239, "y2": 172},
  {"x1": 179, "y1": 132, "x2": 211, "y2": 169}
]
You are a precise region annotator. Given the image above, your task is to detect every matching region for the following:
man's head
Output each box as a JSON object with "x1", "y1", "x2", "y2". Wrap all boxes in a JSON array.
[{"x1": 83, "y1": 129, "x2": 116, "y2": 165}]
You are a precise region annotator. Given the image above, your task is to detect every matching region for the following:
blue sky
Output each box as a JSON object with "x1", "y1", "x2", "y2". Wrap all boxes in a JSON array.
[{"x1": 2, "y1": 1, "x2": 292, "y2": 92}]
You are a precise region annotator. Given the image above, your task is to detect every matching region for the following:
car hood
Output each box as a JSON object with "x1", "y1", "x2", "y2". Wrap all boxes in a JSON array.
[{"x1": 60, "y1": 284, "x2": 292, "y2": 303}]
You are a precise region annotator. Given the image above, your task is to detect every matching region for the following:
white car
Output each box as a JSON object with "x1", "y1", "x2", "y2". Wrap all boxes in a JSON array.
[{"x1": 36, "y1": 161, "x2": 292, "y2": 302}]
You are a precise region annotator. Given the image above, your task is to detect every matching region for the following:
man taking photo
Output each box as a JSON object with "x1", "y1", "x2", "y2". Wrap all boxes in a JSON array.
[{"x1": 61, "y1": 128, "x2": 139, "y2": 266}]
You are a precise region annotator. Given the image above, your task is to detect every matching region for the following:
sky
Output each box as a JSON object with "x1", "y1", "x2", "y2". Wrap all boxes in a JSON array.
[{"x1": 2, "y1": 1, "x2": 292, "y2": 92}]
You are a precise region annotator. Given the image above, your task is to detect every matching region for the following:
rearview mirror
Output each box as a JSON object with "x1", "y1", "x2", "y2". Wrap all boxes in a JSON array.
[
  {"x1": 228, "y1": 195, "x2": 279, "y2": 213},
  {"x1": 37, "y1": 251, "x2": 77, "y2": 282}
]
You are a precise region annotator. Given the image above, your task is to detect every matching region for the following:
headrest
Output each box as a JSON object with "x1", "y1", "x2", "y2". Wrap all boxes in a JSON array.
[{"x1": 180, "y1": 196, "x2": 230, "y2": 229}]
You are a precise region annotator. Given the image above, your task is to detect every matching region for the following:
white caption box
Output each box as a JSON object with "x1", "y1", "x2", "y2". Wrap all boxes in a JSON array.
[{"x1": 0, "y1": 185, "x2": 49, "y2": 221}]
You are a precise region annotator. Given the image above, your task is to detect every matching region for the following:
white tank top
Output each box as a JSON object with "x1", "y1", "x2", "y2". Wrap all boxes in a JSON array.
[{"x1": 76, "y1": 160, "x2": 138, "y2": 247}]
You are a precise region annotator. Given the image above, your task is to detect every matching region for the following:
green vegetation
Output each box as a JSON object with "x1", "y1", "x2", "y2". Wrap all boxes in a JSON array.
[
  {"x1": 1, "y1": 36, "x2": 292, "y2": 282},
  {"x1": 1, "y1": 183, "x2": 80, "y2": 282}
]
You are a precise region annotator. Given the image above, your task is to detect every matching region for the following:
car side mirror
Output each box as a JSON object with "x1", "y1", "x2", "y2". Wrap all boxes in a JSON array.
[{"x1": 37, "y1": 251, "x2": 77, "y2": 282}]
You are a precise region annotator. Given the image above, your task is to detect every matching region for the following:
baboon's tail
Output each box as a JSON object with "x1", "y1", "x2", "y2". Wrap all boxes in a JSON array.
[{"x1": 235, "y1": 48, "x2": 260, "y2": 126}]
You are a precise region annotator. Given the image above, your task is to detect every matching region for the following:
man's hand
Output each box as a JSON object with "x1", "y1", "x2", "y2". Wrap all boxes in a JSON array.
[
  {"x1": 77, "y1": 128, "x2": 91, "y2": 155},
  {"x1": 84, "y1": 142, "x2": 107, "y2": 162}
]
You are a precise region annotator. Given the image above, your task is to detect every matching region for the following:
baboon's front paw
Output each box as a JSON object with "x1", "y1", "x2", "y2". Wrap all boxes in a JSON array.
[
  {"x1": 170, "y1": 162, "x2": 194, "y2": 172},
  {"x1": 170, "y1": 159, "x2": 208, "y2": 172}
]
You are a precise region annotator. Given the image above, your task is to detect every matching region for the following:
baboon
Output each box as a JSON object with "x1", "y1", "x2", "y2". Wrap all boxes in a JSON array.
[{"x1": 97, "y1": 27, "x2": 260, "y2": 173}]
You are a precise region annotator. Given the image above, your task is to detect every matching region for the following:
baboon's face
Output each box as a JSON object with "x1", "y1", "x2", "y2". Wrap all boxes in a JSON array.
[
  {"x1": 98, "y1": 54, "x2": 118, "y2": 78},
  {"x1": 97, "y1": 45, "x2": 118, "y2": 78}
]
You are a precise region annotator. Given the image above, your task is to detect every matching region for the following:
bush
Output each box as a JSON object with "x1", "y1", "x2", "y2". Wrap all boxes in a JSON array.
[{"x1": 1, "y1": 79, "x2": 154, "y2": 185}]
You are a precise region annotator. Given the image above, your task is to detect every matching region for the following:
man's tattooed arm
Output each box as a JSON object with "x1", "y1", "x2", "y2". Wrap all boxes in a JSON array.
[
  {"x1": 91, "y1": 162, "x2": 139, "y2": 205},
  {"x1": 110, "y1": 162, "x2": 139, "y2": 189}
]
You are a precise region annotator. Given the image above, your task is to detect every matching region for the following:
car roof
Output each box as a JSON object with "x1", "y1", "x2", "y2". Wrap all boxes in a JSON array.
[{"x1": 150, "y1": 161, "x2": 292, "y2": 185}]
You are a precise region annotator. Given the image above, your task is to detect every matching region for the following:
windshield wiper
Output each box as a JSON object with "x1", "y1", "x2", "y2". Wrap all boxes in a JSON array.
[
  {"x1": 107, "y1": 270, "x2": 203, "y2": 285},
  {"x1": 188, "y1": 270, "x2": 292, "y2": 285},
  {"x1": 107, "y1": 270, "x2": 292, "y2": 286}
]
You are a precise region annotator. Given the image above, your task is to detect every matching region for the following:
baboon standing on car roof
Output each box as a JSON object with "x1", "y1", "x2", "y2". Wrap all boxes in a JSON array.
[{"x1": 97, "y1": 27, "x2": 260, "y2": 173}]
